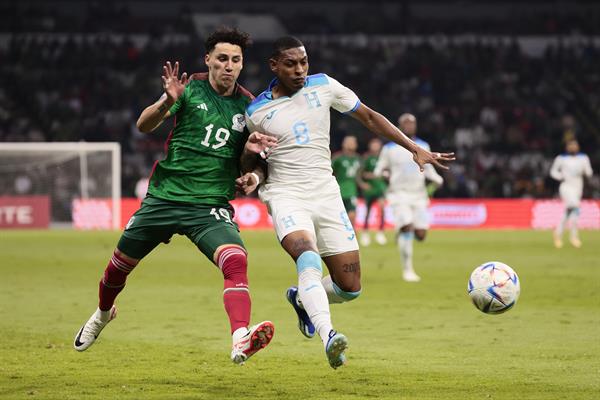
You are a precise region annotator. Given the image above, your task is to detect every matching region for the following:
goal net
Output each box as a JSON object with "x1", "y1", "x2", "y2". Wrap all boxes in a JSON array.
[{"x1": 0, "y1": 142, "x2": 121, "y2": 229}]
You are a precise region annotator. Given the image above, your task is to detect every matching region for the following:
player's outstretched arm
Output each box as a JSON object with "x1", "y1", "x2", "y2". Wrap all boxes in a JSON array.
[
  {"x1": 350, "y1": 104, "x2": 455, "y2": 171},
  {"x1": 425, "y1": 164, "x2": 444, "y2": 196},
  {"x1": 424, "y1": 164, "x2": 444, "y2": 185},
  {"x1": 373, "y1": 145, "x2": 390, "y2": 180},
  {"x1": 549, "y1": 156, "x2": 564, "y2": 181},
  {"x1": 583, "y1": 155, "x2": 593, "y2": 178},
  {"x1": 137, "y1": 61, "x2": 188, "y2": 133}
]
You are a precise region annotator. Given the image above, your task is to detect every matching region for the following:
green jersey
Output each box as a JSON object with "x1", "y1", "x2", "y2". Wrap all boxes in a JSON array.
[
  {"x1": 362, "y1": 154, "x2": 387, "y2": 198},
  {"x1": 332, "y1": 153, "x2": 360, "y2": 199},
  {"x1": 148, "y1": 74, "x2": 253, "y2": 205}
]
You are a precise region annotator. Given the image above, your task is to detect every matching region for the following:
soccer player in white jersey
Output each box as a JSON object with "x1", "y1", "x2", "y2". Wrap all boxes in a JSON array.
[
  {"x1": 241, "y1": 37, "x2": 454, "y2": 369},
  {"x1": 549, "y1": 139, "x2": 593, "y2": 248},
  {"x1": 375, "y1": 114, "x2": 444, "y2": 282}
]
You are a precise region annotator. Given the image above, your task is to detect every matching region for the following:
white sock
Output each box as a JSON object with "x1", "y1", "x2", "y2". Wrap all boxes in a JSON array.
[
  {"x1": 232, "y1": 327, "x2": 249, "y2": 343},
  {"x1": 568, "y1": 209, "x2": 580, "y2": 239},
  {"x1": 96, "y1": 308, "x2": 112, "y2": 322},
  {"x1": 321, "y1": 275, "x2": 346, "y2": 304},
  {"x1": 556, "y1": 210, "x2": 568, "y2": 237},
  {"x1": 397, "y1": 231, "x2": 414, "y2": 273},
  {"x1": 298, "y1": 267, "x2": 333, "y2": 347}
]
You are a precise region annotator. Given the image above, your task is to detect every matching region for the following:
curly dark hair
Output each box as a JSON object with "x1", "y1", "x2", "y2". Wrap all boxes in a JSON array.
[{"x1": 205, "y1": 27, "x2": 252, "y2": 54}]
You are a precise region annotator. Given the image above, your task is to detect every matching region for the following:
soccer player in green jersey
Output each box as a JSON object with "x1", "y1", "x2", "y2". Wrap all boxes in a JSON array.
[
  {"x1": 357, "y1": 138, "x2": 388, "y2": 246},
  {"x1": 73, "y1": 28, "x2": 277, "y2": 365},
  {"x1": 332, "y1": 135, "x2": 361, "y2": 225}
]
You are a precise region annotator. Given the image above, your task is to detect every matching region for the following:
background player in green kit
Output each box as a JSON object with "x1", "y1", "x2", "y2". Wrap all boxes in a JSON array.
[
  {"x1": 332, "y1": 135, "x2": 361, "y2": 225},
  {"x1": 357, "y1": 138, "x2": 388, "y2": 246},
  {"x1": 73, "y1": 28, "x2": 277, "y2": 365}
]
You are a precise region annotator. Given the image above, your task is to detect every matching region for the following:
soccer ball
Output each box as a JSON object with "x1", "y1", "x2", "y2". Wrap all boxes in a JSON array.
[{"x1": 468, "y1": 261, "x2": 520, "y2": 314}]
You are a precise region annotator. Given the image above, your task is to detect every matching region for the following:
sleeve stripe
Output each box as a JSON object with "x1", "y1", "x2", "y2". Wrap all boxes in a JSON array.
[
  {"x1": 246, "y1": 99, "x2": 270, "y2": 117},
  {"x1": 343, "y1": 100, "x2": 361, "y2": 114}
]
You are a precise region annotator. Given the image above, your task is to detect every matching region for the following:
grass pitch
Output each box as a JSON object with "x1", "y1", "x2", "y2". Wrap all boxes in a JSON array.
[{"x1": 1, "y1": 229, "x2": 599, "y2": 400}]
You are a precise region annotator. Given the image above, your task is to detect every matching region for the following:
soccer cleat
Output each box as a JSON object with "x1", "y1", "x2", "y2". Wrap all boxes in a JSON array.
[
  {"x1": 231, "y1": 321, "x2": 274, "y2": 365},
  {"x1": 73, "y1": 305, "x2": 117, "y2": 352},
  {"x1": 359, "y1": 233, "x2": 371, "y2": 247},
  {"x1": 403, "y1": 270, "x2": 421, "y2": 283},
  {"x1": 553, "y1": 232, "x2": 563, "y2": 248},
  {"x1": 325, "y1": 330, "x2": 348, "y2": 369},
  {"x1": 375, "y1": 231, "x2": 388, "y2": 245},
  {"x1": 570, "y1": 237, "x2": 582, "y2": 248},
  {"x1": 286, "y1": 286, "x2": 316, "y2": 338}
]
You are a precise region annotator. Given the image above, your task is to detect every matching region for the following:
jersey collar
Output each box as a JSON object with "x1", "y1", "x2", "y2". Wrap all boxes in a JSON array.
[{"x1": 265, "y1": 77, "x2": 307, "y2": 99}]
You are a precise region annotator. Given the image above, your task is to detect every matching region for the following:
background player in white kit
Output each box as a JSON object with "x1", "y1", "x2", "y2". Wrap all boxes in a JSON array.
[
  {"x1": 242, "y1": 37, "x2": 454, "y2": 369},
  {"x1": 549, "y1": 139, "x2": 593, "y2": 248},
  {"x1": 375, "y1": 114, "x2": 444, "y2": 282}
]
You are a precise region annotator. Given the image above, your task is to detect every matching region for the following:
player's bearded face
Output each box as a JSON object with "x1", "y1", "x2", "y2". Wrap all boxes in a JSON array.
[
  {"x1": 401, "y1": 120, "x2": 417, "y2": 136},
  {"x1": 205, "y1": 43, "x2": 243, "y2": 90},
  {"x1": 566, "y1": 141, "x2": 579, "y2": 154},
  {"x1": 271, "y1": 47, "x2": 309, "y2": 92}
]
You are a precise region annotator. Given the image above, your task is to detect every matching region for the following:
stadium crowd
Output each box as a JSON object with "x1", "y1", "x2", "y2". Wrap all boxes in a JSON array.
[
  {"x1": 3, "y1": 1, "x2": 600, "y2": 36},
  {"x1": 1, "y1": 2, "x2": 598, "y2": 200}
]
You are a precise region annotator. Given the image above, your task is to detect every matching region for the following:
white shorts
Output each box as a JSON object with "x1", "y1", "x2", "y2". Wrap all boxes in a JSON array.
[
  {"x1": 559, "y1": 185, "x2": 583, "y2": 208},
  {"x1": 264, "y1": 187, "x2": 359, "y2": 258},
  {"x1": 388, "y1": 192, "x2": 430, "y2": 230}
]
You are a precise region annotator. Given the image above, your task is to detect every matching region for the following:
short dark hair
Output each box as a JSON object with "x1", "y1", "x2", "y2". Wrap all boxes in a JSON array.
[
  {"x1": 271, "y1": 36, "x2": 304, "y2": 59},
  {"x1": 205, "y1": 27, "x2": 251, "y2": 54}
]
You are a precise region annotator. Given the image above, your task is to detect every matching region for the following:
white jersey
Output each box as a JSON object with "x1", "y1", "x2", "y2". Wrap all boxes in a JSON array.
[
  {"x1": 550, "y1": 153, "x2": 593, "y2": 206},
  {"x1": 245, "y1": 73, "x2": 360, "y2": 201},
  {"x1": 374, "y1": 138, "x2": 443, "y2": 201}
]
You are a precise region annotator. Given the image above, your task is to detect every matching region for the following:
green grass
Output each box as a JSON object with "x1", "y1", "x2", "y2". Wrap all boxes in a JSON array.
[{"x1": 1, "y1": 229, "x2": 599, "y2": 400}]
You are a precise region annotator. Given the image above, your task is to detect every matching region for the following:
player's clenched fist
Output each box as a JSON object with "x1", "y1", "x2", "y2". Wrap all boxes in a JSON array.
[{"x1": 236, "y1": 172, "x2": 260, "y2": 195}]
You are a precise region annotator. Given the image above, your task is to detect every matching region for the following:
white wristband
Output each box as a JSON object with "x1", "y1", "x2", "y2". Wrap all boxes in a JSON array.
[{"x1": 250, "y1": 172, "x2": 260, "y2": 185}]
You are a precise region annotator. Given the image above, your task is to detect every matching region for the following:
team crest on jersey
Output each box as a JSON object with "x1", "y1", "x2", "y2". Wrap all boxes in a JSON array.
[{"x1": 232, "y1": 114, "x2": 246, "y2": 132}]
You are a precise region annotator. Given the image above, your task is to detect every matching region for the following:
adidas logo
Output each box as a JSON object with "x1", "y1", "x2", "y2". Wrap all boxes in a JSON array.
[{"x1": 196, "y1": 103, "x2": 208, "y2": 111}]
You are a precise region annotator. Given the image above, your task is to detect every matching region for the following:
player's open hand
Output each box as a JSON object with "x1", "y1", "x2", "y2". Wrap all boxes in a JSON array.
[
  {"x1": 162, "y1": 61, "x2": 188, "y2": 103},
  {"x1": 236, "y1": 173, "x2": 259, "y2": 195},
  {"x1": 245, "y1": 132, "x2": 278, "y2": 159},
  {"x1": 412, "y1": 146, "x2": 455, "y2": 171}
]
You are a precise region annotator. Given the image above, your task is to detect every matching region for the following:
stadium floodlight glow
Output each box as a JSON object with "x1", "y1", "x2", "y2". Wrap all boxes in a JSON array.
[{"x1": 0, "y1": 142, "x2": 121, "y2": 229}]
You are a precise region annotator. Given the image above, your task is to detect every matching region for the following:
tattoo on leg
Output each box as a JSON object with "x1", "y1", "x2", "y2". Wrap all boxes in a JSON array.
[
  {"x1": 292, "y1": 238, "x2": 314, "y2": 254},
  {"x1": 342, "y1": 262, "x2": 359, "y2": 273}
]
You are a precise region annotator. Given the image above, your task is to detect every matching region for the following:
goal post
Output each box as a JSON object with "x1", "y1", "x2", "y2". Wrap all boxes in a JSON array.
[{"x1": 0, "y1": 142, "x2": 121, "y2": 229}]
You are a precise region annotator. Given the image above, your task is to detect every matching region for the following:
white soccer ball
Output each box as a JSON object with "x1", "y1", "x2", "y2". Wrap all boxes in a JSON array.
[{"x1": 468, "y1": 261, "x2": 520, "y2": 314}]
